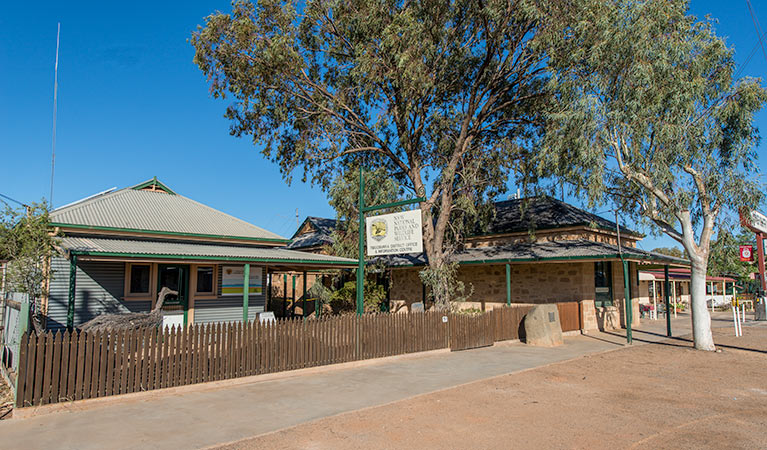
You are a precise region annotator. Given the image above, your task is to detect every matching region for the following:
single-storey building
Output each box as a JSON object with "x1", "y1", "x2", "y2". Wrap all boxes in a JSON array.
[
  {"x1": 380, "y1": 197, "x2": 688, "y2": 331},
  {"x1": 638, "y1": 268, "x2": 736, "y2": 311},
  {"x1": 44, "y1": 178, "x2": 356, "y2": 330}
]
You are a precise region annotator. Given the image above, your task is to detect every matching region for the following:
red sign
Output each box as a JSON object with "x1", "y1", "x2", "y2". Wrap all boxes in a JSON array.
[{"x1": 740, "y1": 245, "x2": 753, "y2": 262}]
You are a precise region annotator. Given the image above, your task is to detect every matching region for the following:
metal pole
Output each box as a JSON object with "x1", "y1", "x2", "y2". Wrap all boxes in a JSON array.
[
  {"x1": 505, "y1": 263, "x2": 511, "y2": 306},
  {"x1": 623, "y1": 261, "x2": 632, "y2": 344},
  {"x1": 356, "y1": 165, "x2": 365, "y2": 315},
  {"x1": 615, "y1": 211, "x2": 631, "y2": 344},
  {"x1": 672, "y1": 281, "x2": 677, "y2": 318},
  {"x1": 292, "y1": 275, "x2": 296, "y2": 315},
  {"x1": 67, "y1": 254, "x2": 77, "y2": 330},
  {"x1": 242, "y1": 264, "x2": 250, "y2": 323},
  {"x1": 282, "y1": 274, "x2": 287, "y2": 317},
  {"x1": 664, "y1": 265, "x2": 672, "y2": 337},
  {"x1": 302, "y1": 271, "x2": 307, "y2": 317},
  {"x1": 758, "y1": 232, "x2": 766, "y2": 293}
]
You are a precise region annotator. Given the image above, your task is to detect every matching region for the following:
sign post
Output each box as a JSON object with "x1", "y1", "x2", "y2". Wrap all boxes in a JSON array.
[
  {"x1": 740, "y1": 210, "x2": 767, "y2": 293},
  {"x1": 356, "y1": 167, "x2": 425, "y2": 315}
]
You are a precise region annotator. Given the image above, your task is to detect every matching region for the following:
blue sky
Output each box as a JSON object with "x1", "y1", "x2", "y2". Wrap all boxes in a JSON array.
[{"x1": 1, "y1": 1, "x2": 766, "y2": 248}]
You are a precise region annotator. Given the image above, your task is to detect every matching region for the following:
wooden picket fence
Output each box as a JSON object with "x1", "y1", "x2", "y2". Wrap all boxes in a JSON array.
[
  {"x1": 449, "y1": 312, "x2": 495, "y2": 351},
  {"x1": 493, "y1": 305, "x2": 533, "y2": 341},
  {"x1": 15, "y1": 304, "x2": 581, "y2": 408}
]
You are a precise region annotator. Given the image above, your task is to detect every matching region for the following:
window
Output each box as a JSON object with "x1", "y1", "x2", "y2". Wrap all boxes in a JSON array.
[
  {"x1": 594, "y1": 261, "x2": 613, "y2": 308},
  {"x1": 129, "y1": 264, "x2": 151, "y2": 294},
  {"x1": 196, "y1": 266, "x2": 215, "y2": 295}
]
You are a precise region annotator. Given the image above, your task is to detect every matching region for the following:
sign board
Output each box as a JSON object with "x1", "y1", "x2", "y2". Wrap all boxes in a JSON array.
[
  {"x1": 740, "y1": 245, "x2": 753, "y2": 262},
  {"x1": 221, "y1": 266, "x2": 263, "y2": 296},
  {"x1": 365, "y1": 209, "x2": 423, "y2": 256},
  {"x1": 410, "y1": 302, "x2": 424, "y2": 312},
  {"x1": 258, "y1": 312, "x2": 275, "y2": 323},
  {"x1": 742, "y1": 210, "x2": 767, "y2": 234}
]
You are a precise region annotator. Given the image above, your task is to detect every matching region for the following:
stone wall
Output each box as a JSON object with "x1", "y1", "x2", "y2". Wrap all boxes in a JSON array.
[
  {"x1": 510, "y1": 262, "x2": 594, "y2": 304},
  {"x1": 389, "y1": 268, "x2": 425, "y2": 313},
  {"x1": 390, "y1": 261, "x2": 596, "y2": 309},
  {"x1": 389, "y1": 260, "x2": 642, "y2": 330},
  {"x1": 580, "y1": 300, "x2": 599, "y2": 332}
]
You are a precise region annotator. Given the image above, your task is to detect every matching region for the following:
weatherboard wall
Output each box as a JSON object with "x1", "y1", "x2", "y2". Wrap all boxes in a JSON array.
[
  {"x1": 47, "y1": 257, "x2": 147, "y2": 330},
  {"x1": 192, "y1": 264, "x2": 265, "y2": 324}
]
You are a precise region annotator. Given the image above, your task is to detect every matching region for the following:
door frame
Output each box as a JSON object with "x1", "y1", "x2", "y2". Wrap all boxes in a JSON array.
[{"x1": 157, "y1": 264, "x2": 190, "y2": 326}]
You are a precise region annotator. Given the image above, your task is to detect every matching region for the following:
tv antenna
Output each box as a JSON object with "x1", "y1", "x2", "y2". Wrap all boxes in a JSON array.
[{"x1": 49, "y1": 23, "x2": 61, "y2": 208}]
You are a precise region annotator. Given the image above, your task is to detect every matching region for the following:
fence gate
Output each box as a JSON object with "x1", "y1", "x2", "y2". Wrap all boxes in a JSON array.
[
  {"x1": 449, "y1": 312, "x2": 494, "y2": 351},
  {"x1": 2, "y1": 293, "x2": 30, "y2": 385}
]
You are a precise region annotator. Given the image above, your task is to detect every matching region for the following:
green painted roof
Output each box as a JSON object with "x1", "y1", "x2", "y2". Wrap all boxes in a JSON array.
[{"x1": 51, "y1": 180, "x2": 287, "y2": 242}]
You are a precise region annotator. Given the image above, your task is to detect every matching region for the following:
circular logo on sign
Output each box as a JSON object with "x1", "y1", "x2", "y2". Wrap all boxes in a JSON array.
[
  {"x1": 371, "y1": 219, "x2": 387, "y2": 241},
  {"x1": 743, "y1": 247, "x2": 752, "y2": 259}
]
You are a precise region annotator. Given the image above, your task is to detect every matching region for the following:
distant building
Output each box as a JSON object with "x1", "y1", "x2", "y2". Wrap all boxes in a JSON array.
[{"x1": 287, "y1": 217, "x2": 339, "y2": 254}]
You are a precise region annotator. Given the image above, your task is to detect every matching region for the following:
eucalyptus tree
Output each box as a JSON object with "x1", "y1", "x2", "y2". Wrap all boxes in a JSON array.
[
  {"x1": 0, "y1": 202, "x2": 58, "y2": 332},
  {"x1": 191, "y1": 0, "x2": 551, "y2": 308},
  {"x1": 540, "y1": 0, "x2": 766, "y2": 350}
]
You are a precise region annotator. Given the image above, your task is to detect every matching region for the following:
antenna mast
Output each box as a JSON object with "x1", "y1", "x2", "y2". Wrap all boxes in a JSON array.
[{"x1": 49, "y1": 23, "x2": 61, "y2": 208}]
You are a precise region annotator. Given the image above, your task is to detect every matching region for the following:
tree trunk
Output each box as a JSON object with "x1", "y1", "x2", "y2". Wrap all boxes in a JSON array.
[{"x1": 689, "y1": 259, "x2": 716, "y2": 351}]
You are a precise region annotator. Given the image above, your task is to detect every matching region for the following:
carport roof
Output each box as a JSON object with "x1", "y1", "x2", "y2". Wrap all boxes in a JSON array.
[
  {"x1": 60, "y1": 236, "x2": 357, "y2": 267},
  {"x1": 376, "y1": 239, "x2": 689, "y2": 267}
]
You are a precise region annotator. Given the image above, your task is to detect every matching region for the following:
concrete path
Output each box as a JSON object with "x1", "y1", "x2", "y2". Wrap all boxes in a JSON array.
[{"x1": 0, "y1": 313, "x2": 733, "y2": 450}]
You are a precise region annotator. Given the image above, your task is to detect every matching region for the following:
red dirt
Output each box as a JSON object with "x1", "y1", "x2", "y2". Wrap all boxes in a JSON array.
[{"x1": 217, "y1": 326, "x2": 767, "y2": 450}]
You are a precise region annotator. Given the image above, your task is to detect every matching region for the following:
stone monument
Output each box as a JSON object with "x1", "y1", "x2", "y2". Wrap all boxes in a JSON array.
[{"x1": 524, "y1": 304, "x2": 564, "y2": 347}]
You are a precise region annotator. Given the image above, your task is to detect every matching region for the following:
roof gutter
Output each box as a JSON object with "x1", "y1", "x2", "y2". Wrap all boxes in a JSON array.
[{"x1": 67, "y1": 249, "x2": 357, "y2": 266}]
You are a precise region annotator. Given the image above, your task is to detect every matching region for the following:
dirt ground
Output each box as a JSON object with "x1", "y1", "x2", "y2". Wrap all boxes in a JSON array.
[
  {"x1": 218, "y1": 326, "x2": 767, "y2": 450},
  {"x1": 0, "y1": 375, "x2": 12, "y2": 420}
]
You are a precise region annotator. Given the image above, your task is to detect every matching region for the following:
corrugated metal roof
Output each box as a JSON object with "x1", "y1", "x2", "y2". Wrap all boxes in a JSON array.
[
  {"x1": 287, "y1": 217, "x2": 338, "y2": 250},
  {"x1": 61, "y1": 236, "x2": 357, "y2": 265},
  {"x1": 376, "y1": 239, "x2": 689, "y2": 267},
  {"x1": 51, "y1": 185, "x2": 286, "y2": 241}
]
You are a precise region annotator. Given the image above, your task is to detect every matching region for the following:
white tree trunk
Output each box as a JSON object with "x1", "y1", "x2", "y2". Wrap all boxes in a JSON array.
[{"x1": 689, "y1": 260, "x2": 715, "y2": 351}]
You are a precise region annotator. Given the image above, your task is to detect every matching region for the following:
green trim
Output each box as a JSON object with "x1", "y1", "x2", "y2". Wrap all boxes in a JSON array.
[
  {"x1": 505, "y1": 263, "x2": 511, "y2": 306},
  {"x1": 131, "y1": 178, "x2": 177, "y2": 195},
  {"x1": 67, "y1": 254, "x2": 77, "y2": 329},
  {"x1": 52, "y1": 222, "x2": 290, "y2": 244},
  {"x1": 623, "y1": 260, "x2": 632, "y2": 344},
  {"x1": 243, "y1": 264, "x2": 250, "y2": 323},
  {"x1": 68, "y1": 249, "x2": 356, "y2": 266},
  {"x1": 362, "y1": 197, "x2": 427, "y2": 213}
]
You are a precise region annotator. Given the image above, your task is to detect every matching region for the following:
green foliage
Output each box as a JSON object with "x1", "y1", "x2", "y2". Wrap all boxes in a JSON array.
[
  {"x1": 326, "y1": 166, "x2": 403, "y2": 260},
  {"x1": 0, "y1": 202, "x2": 59, "y2": 327},
  {"x1": 651, "y1": 247, "x2": 686, "y2": 259},
  {"x1": 539, "y1": 0, "x2": 767, "y2": 260},
  {"x1": 707, "y1": 227, "x2": 756, "y2": 280},
  {"x1": 418, "y1": 261, "x2": 473, "y2": 310},
  {"x1": 328, "y1": 279, "x2": 387, "y2": 314},
  {"x1": 192, "y1": 0, "x2": 554, "y2": 304},
  {"x1": 454, "y1": 307, "x2": 483, "y2": 316}
]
